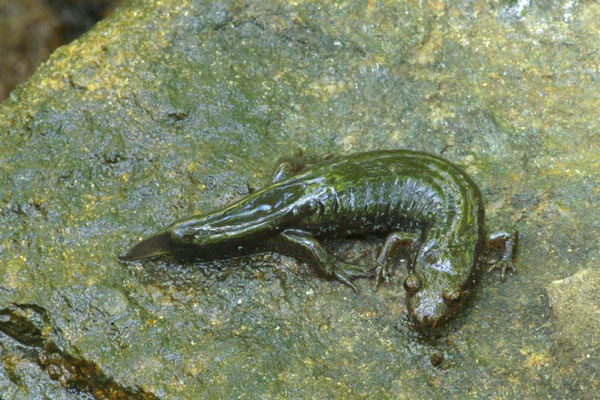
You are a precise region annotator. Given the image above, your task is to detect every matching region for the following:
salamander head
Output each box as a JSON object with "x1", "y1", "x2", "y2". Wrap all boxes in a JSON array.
[{"x1": 403, "y1": 270, "x2": 465, "y2": 330}]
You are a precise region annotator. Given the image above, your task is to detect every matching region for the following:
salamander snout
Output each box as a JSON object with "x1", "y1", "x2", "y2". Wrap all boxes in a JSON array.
[{"x1": 404, "y1": 272, "x2": 463, "y2": 329}]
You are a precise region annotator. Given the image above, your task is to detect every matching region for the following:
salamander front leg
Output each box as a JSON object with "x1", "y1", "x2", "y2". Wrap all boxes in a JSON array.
[
  {"x1": 486, "y1": 230, "x2": 518, "y2": 281},
  {"x1": 374, "y1": 231, "x2": 421, "y2": 288},
  {"x1": 276, "y1": 229, "x2": 373, "y2": 293}
]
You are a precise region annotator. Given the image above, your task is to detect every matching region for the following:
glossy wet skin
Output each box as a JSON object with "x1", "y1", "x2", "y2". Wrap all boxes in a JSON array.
[
  {"x1": 404, "y1": 270, "x2": 472, "y2": 329},
  {"x1": 121, "y1": 150, "x2": 488, "y2": 329},
  {"x1": 403, "y1": 202, "x2": 485, "y2": 329}
]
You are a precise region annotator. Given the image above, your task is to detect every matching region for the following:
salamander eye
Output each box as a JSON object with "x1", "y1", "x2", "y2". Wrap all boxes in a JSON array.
[
  {"x1": 442, "y1": 288, "x2": 462, "y2": 304},
  {"x1": 403, "y1": 273, "x2": 421, "y2": 293}
]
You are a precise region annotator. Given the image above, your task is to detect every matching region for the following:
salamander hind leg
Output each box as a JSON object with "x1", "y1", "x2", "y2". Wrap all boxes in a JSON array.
[
  {"x1": 270, "y1": 153, "x2": 334, "y2": 183},
  {"x1": 276, "y1": 229, "x2": 373, "y2": 293},
  {"x1": 486, "y1": 230, "x2": 518, "y2": 281},
  {"x1": 271, "y1": 162, "x2": 300, "y2": 183},
  {"x1": 374, "y1": 231, "x2": 421, "y2": 288}
]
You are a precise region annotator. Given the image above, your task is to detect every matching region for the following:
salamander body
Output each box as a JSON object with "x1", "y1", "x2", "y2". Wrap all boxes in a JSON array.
[{"x1": 121, "y1": 150, "x2": 516, "y2": 329}]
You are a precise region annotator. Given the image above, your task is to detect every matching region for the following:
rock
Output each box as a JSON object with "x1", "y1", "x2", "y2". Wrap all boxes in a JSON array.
[
  {"x1": 546, "y1": 269, "x2": 600, "y2": 396},
  {"x1": 1, "y1": 0, "x2": 600, "y2": 398}
]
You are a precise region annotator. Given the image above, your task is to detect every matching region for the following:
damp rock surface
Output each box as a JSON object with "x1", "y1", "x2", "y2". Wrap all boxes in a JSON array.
[
  {"x1": 1, "y1": 0, "x2": 600, "y2": 398},
  {"x1": 546, "y1": 269, "x2": 600, "y2": 395}
]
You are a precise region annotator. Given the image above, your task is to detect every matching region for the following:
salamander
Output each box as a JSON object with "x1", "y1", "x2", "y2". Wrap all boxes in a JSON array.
[{"x1": 120, "y1": 150, "x2": 517, "y2": 329}]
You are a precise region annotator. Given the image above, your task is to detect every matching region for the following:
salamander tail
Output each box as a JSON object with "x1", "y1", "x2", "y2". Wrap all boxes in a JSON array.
[{"x1": 119, "y1": 232, "x2": 173, "y2": 261}]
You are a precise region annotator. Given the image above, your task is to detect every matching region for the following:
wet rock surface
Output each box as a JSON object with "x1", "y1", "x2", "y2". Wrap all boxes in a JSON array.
[
  {"x1": 546, "y1": 269, "x2": 600, "y2": 396},
  {"x1": 1, "y1": 0, "x2": 599, "y2": 398}
]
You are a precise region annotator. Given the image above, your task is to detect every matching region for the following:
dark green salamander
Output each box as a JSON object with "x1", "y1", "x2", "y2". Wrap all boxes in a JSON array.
[{"x1": 121, "y1": 150, "x2": 517, "y2": 329}]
